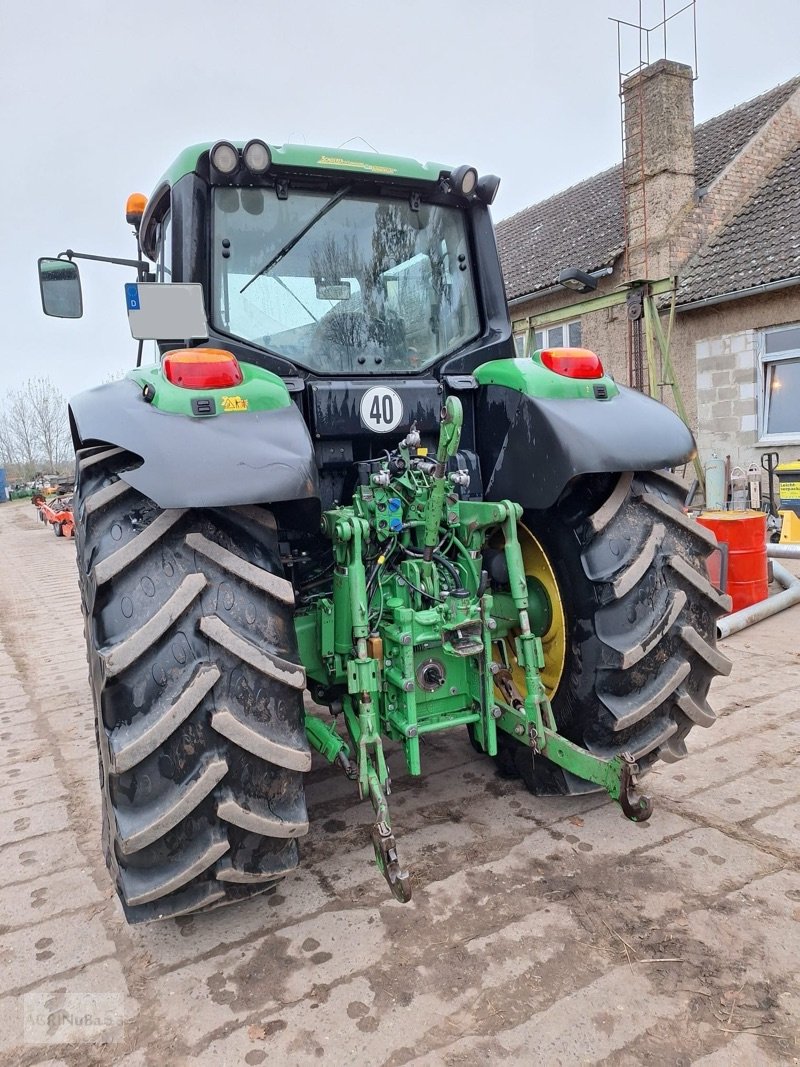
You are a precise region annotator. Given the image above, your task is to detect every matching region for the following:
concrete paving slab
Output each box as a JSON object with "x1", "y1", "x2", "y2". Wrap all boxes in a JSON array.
[
  {"x1": 0, "y1": 798, "x2": 70, "y2": 847},
  {"x1": 751, "y1": 798, "x2": 800, "y2": 853},
  {"x1": 685, "y1": 755, "x2": 799, "y2": 824},
  {"x1": 0, "y1": 773, "x2": 68, "y2": 814},
  {"x1": 413, "y1": 967, "x2": 689, "y2": 1064},
  {"x1": 0, "y1": 957, "x2": 136, "y2": 1050},
  {"x1": 0, "y1": 911, "x2": 115, "y2": 994},
  {"x1": 0, "y1": 830, "x2": 88, "y2": 890},
  {"x1": 686, "y1": 868, "x2": 800, "y2": 978},
  {"x1": 0, "y1": 866, "x2": 103, "y2": 931},
  {"x1": 0, "y1": 753, "x2": 60, "y2": 788}
]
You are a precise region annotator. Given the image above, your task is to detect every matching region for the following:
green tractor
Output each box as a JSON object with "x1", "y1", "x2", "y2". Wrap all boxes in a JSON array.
[{"x1": 38, "y1": 139, "x2": 731, "y2": 922}]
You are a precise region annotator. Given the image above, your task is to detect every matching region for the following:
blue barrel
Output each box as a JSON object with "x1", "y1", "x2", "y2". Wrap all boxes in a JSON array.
[{"x1": 0, "y1": 468, "x2": 7, "y2": 503}]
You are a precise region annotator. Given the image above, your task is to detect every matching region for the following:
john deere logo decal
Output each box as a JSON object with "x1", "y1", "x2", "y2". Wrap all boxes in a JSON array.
[{"x1": 317, "y1": 155, "x2": 398, "y2": 176}]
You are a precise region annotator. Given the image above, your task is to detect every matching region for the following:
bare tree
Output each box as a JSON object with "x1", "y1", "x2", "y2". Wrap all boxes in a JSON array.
[
  {"x1": 5, "y1": 388, "x2": 39, "y2": 473},
  {"x1": 0, "y1": 377, "x2": 71, "y2": 477},
  {"x1": 0, "y1": 412, "x2": 17, "y2": 471},
  {"x1": 25, "y1": 377, "x2": 71, "y2": 471}
]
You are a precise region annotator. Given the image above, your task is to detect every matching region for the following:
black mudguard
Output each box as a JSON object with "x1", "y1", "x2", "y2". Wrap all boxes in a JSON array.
[
  {"x1": 476, "y1": 383, "x2": 696, "y2": 510},
  {"x1": 69, "y1": 379, "x2": 319, "y2": 509}
]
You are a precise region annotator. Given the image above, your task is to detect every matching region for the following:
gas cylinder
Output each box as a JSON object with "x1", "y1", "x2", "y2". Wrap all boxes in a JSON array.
[{"x1": 705, "y1": 453, "x2": 726, "y2": 510}]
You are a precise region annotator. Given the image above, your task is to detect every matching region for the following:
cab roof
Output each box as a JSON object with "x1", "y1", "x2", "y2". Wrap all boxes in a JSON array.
[{"x1": 159, "y1": 141, "x2": 451, "y2": 189}]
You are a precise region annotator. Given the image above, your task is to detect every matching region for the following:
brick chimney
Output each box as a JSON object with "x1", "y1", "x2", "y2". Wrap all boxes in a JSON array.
[{"x1": 622, "y1": 58, "x2": 696, "y2": 279}]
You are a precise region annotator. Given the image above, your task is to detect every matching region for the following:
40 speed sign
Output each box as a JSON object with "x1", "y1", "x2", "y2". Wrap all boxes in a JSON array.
[{"x1": 359, "y1": 386, "x2": 403, "y2": 433}]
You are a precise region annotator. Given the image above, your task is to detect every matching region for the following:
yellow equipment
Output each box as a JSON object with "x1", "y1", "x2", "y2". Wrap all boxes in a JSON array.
[{"x1": 776, "y1": 461, "x2": 800, "y2": 543}]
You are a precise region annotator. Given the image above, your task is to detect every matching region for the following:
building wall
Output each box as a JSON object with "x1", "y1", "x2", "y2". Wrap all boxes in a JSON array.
[{"x1": 683, "y1": 289, "x2": 800, "y2": 474}]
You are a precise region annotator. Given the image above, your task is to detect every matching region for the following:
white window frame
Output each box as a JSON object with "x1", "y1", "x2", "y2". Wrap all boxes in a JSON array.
[
  {"x1": 511, "y1": 318, "x2": 582, "y2": 358},
  {"x1": 757, "y1": 323, "x2": 800, "y2": 445}
]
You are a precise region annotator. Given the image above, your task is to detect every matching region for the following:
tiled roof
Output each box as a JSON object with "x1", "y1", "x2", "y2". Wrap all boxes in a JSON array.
[
  {"x1": 677, "y1": 142, "x2": 800, "y2": 304},
  {"x1": 496, "y1": 166, "x2": 624, "y2": 303},
  {"x1": 497, "y1": 76, "x2": 800, "y2": 302}
]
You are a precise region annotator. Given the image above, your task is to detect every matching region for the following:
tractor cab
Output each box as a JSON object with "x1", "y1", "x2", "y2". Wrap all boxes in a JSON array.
[
  {"x1": 125, "y1": 141, "x2": 508, "y2": 509},
  {"x1": 138, "y1": 141, "x2": 507, "y2": 381}
]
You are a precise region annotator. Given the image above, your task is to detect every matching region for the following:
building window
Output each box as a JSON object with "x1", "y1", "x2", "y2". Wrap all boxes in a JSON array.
[
  {"x1": 512, "y1": 318, "x2": 581, "y2": 357},
  {"x1": 759, "y1": 324, "x2": 800, "y2": 442},
  {"x1": 534, "y1": 320, "x2": 582, "y2": 350}
]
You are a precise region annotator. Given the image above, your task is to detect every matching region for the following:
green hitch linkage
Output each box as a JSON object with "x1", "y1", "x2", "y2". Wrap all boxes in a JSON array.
[
  {"x1": 421, "y1": 396, "x2": 463, "y2": 562},
  {"x1": 339, "y1": 513, "x2": 412, "y2": 901},
  {"x1": 304, "y1": 706, "x2": 411, "y2": 901},
  {"x1": 304, "y1": 714, "x2": 356, "y2": 777},
  {"x1": 497, "y1": 500, "x2": 653, "y2": 822}
]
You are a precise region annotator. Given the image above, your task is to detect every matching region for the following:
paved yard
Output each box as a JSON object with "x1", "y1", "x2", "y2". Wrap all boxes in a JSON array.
[{"x1": 0, "y1": 498, "x2": 798, "y2": 1066}]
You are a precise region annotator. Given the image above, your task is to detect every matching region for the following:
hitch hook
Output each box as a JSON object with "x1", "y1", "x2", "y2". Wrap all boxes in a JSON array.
[
  {"x1": 619, "y1": 752, "x2": 653, "y2": 822},
  {"x1": 371, "y1": 821, "x2": 412, "y2": 903}
]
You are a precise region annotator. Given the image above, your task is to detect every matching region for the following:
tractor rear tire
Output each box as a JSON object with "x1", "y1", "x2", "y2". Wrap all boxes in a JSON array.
[
  {"x1": 512, "y1": 470, "x2": 732, "y2": 790},
  {"x1": 75, "y1": 446, "x2": 311, "y2": 923}
]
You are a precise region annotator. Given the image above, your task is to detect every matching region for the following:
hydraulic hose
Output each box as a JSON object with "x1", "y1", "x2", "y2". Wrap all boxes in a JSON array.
[{"x1": 400, "y1": 544, "x2": 468, "y2": 597}]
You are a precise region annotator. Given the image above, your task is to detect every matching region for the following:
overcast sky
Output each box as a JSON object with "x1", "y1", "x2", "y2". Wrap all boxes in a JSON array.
[{"x1": 1, "y1": 0, "x2": 798, "y2": 400}]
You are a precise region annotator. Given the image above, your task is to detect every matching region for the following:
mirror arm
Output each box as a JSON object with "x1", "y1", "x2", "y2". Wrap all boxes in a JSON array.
[{"x1": 60, "y1": 249, "x2": 150, "y2": 271}]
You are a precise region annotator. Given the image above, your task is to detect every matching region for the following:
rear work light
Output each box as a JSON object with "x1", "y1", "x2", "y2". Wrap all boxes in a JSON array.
[
  {"x1": 162, "y1": 348, "x2": 243, "y2": 389},
  {"x1": 540, "y1": 347, "x2": 604, "y2": 379}
]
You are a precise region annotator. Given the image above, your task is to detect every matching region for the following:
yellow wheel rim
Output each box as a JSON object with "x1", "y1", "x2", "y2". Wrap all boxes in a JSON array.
[{"x1": 494, "y1": 523, "x2": 566, "y2": 700}]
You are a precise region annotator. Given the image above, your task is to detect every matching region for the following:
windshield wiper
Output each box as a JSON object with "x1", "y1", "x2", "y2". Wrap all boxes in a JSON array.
[{"x1": 239, "y1": 184, "x2": 353, "y2": 295}]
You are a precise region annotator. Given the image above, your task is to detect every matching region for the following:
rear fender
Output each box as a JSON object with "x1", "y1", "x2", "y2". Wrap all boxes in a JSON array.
[
  {"x1": 475, "y1": 383, "x2": 695, "y2": 510},
  {"x1": 69, "y1": 378, "x2": 318, "y2": 509}
]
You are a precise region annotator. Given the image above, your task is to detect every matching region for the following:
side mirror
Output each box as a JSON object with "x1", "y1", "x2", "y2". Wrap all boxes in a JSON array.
[{"x1": 38, "y1": 258, "x2": 83, "y2": 318}]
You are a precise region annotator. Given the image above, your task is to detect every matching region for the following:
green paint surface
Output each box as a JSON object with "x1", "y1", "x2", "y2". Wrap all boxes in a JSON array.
[
  {"x1": 128, "y1": 359, "x2": 291, "y2": 417},
  {"x1": 159, "y1": 141, "x2": 450, "y2": 190},
  {"x1": 473, "y1": 354, "x2": 619, "y2": 400}
]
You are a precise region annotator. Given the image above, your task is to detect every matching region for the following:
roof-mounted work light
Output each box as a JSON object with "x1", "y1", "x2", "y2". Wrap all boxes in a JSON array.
[
  {"x1": 476, "y1": 174, "x2": 501, "y2": 205},
  {"x1": 449, "y1": 164, "x2": 478, "y2": 198},
  {"x1": 242, "y1": 139, "x2": 272, "y2": 175},
  {"x1": 210, "y1": 141, "x2": 240, "y2": 176}
]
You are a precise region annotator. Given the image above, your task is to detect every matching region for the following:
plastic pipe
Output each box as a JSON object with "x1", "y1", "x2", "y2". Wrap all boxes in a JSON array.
[
  {"x1": 718, "y1": 561, "x2": 800, "y2": 639},
  {"x1": 766, "y1": 543, "x2": 800, "y2": 559}
]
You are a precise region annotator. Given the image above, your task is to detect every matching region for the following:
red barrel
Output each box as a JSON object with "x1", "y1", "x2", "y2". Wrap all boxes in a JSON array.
[{"x1": 696, "y1": 510, "x2": 768, "y2": 613}]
